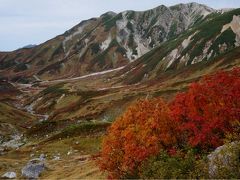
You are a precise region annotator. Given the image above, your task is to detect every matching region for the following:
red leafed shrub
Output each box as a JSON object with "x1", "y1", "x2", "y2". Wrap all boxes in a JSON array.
[
  {"x1": 170, "y1": 68, "x2": 240, "y2": 150},
  {"x1": 99, "y1": 98, "x2": 177, "y2": 178}
]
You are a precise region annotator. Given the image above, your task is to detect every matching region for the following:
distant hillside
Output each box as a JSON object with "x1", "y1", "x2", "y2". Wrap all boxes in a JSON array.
[{"x1": 0, "y1": 2, "x2": 215, "y2": 82}]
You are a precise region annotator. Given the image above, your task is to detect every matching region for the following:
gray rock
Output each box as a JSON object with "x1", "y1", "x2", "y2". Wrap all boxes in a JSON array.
[
  {"x1": 39, "y1": 154, "x2": 45, "y2": 161},
  {"x1": 21, "y1": 155, "x2": 46, "y2": 179},
  {"x1": 1, "y1": 134, "x2": 24, "y2": 149},
  {"x1": 0, "y1": 147, "x2": 4, "y2": 152},
  {"x1": 53, "y1": 155, "x2": 60, "y2": 161},
  {"x1": 208, "y1": 141, "x2": 240, "y2": 178},
  {"x1": 1, "y1": 172, "x2": 16, "y2": 179}
]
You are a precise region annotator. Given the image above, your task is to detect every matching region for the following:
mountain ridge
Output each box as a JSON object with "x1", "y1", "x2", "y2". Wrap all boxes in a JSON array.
[{"x1": 0, "y1": 2, "x2": 216, "y2": 82}]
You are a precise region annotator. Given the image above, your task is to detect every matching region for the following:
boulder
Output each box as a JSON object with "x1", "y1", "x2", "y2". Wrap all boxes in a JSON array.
[
  {"x1": 1, "y1": 172, "x2": 16, "y2": 179},
  {"x1": 21, "y1": 155, "x2": 46, "y2": 179},
  {"x1": 208, "y1": 141, "x2": 240, "y2": 178}
]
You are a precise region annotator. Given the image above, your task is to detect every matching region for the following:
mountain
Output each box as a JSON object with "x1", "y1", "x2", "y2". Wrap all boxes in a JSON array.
[
  {"x1": 0, "y1": 2, "x2": 215, "y2": 82},
  {"x1": 115, "y1": 8, "x2": 240, "y2": 84}
]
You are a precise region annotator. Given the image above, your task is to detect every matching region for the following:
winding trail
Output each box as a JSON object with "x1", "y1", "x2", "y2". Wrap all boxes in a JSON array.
[{"x1": 40, "y1": 66, "x2": 125, "y2": 84}]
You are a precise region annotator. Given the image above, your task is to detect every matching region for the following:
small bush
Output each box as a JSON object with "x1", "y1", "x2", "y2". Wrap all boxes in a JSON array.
[
  {"x1": 141, "y1": 150, "x2": 208, "y2": 179},
  {"x1": 42, "y1": 83, "x2": 67, "y2": 95},
  {"x1": 48, "y1": 122, "x2": 111, "y2": 141},
  {"x1": 91, "y1": 43, "x2": 100, "y2": 54}
]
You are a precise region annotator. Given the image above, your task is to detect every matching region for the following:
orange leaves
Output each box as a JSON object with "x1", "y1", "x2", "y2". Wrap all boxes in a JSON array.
[{"x1": 99, "y1": 98, "x2": 177, "y2": 178}]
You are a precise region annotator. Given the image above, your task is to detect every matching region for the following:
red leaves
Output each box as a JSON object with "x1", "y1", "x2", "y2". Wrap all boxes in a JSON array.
[{"x1": 170, "y1": 68, "x2": 240, "y2": 149}]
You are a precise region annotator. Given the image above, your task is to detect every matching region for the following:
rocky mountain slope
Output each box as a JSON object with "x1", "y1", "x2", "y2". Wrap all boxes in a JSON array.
[
  {"x1": 115, "y1": 8, "x2": 240, "y2": 84},
  {"x1": 0, "y1": 2, "x2": 214, "y2": 82}
]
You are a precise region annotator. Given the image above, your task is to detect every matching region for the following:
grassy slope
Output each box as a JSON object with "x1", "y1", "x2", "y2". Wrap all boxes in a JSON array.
[
  {"x1": 0, "y1": 82, "x2": 37, "y2": 132},
  {"x1": 0, "y1": 122, "x2": 109, "y2": 179},
  {"x1": 0, "y1": 102, "x2": 37, "y2": 130},
  {"x1": 24, "y1": 46, "x2": 240, "y2": 124}
]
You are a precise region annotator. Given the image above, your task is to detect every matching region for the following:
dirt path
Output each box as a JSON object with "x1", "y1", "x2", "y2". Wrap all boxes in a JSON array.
[{"x1": 40, "y1": 66, "x2": 125, "y2": 84}]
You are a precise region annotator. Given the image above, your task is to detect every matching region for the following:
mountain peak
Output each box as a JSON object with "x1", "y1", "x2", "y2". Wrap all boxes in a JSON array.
[
  {"x1": 100, "y1": 11, "x2": 117, "y2": 18},
  {"x1": 169, "y1": 2, "x2": 215, "y2": 17}
]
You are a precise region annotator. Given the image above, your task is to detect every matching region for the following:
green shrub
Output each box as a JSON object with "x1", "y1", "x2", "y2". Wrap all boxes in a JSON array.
[
  {"x1": 167, "y1": 21, "x2": 178, "y2": 39},
  {"x1": 91, "y1": 43, "x2": 101, "y2": 54},
  {"x1": 128, "y1": 34, "x2": 134, "y2": 47},
  {"x1": 104, "y1": 14, "x2": 122, "y2": 31},
  {"x1": 0, "y1": 59, "x2": 16, "y2": 69},
  {"x1": 141, "y1": 150, "x2": 208, "y2": 179},
  {"x1": 208, "y1": 27, "x2": 236, "y2": 56},
  {"x1": 126, "y1": 22, "x2": 134, "y2": 32},
  {"x1": 14, "y1": 63, "x2": 28, "y2": 72},
  {"x1": 48, "y1": 121, "x2": 111, "y2": 140},
  {"x1": 42, "y1": 83, "x2": 68, "y2": 95}
]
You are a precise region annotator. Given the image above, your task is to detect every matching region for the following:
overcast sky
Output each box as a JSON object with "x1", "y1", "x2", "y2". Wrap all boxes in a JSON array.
[{"x1": 0, "y1": 0, "x2": 239, "y2": 51}]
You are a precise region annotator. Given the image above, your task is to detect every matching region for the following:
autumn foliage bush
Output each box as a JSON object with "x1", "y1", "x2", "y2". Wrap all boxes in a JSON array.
[
  {"x1": 170, "y1": 68, "x2": 240, "y2": 150},
  {"x1": 99, "y1": 68, "x2": 240, "y2": 178},
  {"x1": 99, "y1": 98, "x2": 177, "y2": 178}
]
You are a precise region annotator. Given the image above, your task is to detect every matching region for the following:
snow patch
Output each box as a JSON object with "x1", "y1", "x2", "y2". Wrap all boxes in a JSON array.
[
  {"x1": 33, "y1": 75, "x2": 41, "y2": 81},
  {"x1": 44, "y1": 66, "x2": 126, "y2": 83},
  {"x1": 166, "y1": 49, "x2": 179, "y2": 68},
  {"x1": 63, "y1": 22, "x2": 89, "y2": 53},
  {"x1": 98, "y1": 85, "x2": 125, "y2": 91},
  {"x1": 57, "y1": 94, "x2": 65, "y2": 104},
  {"x1": 100, "y1": 35, "x2": 112, "y2": 51},
  {"x1": 221, "y1": 15, "x2": 240, "y2": 46},
  {"x1": 182, "y1": 35, "x2": 193, "y2": 49},
  {"x1": 78, "y1": 38, "x2": 90, "y2": 58},
  {"x1": 180, "y1": 54, "x2": 189, "y2": 66},
  {"x1": 61, "y1": 63, "x2": 65, "y2": 68},
  {"x1": 125, "y1": 47, "x2": 134, "y2": 60},
  {"x1": 116, "y1": 12, "x2": 135, "y2": 61},
  {"x1": 134, "y1": 34, "x2": 150, "y2": 59}
]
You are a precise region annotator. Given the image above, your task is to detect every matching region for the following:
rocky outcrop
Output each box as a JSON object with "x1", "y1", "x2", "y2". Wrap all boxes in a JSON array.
[{"x1": 208, "y1": 141, "x2": 240, "y2": 178}]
